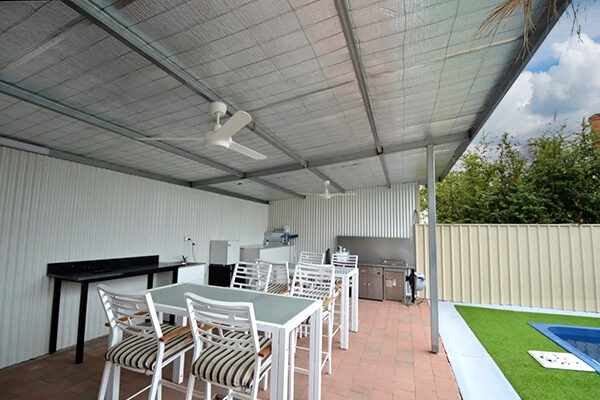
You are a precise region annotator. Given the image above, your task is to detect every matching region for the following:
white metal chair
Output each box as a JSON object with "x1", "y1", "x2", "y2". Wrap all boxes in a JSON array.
[
  {"x1": 330, "y1": 254, "x2": 358, "y2": 330},
  {"x1": 184, "y1": 293, "x2": 272, "y2": 400},
  {"x1": 291, "y1": 263, "x2": 337, "y2": 374},
  {"x1": 299, "y1": 250, "x2": 325, "y2": 265},
  {"x1": 331, "y1": 253, "x2": 358, "y2": 269},
  {"x1": 96, "y1": 284, "x2": 194, "y2": 400},
  {"x1": 230, "y1": 261, "x2": 272, "y2": 292},
  {"x1": 265, "y1": 260, "x2": 290, "y2": 294},
  {"x1": 331, "y1": 253, "x2": 358, "y2": 294}
]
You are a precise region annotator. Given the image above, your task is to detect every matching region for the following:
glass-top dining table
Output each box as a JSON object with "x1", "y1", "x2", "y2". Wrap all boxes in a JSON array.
[{"x1": 148, "y1": 283, "x2": 323, "y2": 400}]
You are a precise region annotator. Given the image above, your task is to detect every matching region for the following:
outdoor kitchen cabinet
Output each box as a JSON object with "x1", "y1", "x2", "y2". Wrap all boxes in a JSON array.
[{"x1": 359, "y1": 266, "x2": 383, "y2": 300}]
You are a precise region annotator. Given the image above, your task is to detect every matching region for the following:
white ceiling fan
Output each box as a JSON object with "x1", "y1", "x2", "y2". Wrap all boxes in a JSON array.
[
  {"x1": 303, "y1": 180, "x2": 356, "y2": 200},
  {"x1": 139, "y1": 102, "x2": 267, "y2": 160}
]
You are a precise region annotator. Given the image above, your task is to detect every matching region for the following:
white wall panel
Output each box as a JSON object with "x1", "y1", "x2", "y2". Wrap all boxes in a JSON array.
[
  {"x1": 268, "y1": 184, "x2": 417, "y2": 261},
  {"x1": 0, "y1": 146, "x2": 267, "y2": 368}
]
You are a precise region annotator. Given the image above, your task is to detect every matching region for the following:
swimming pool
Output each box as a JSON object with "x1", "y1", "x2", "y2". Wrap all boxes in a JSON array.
[{"x1": 529, "y1": 322, "x2": 600, "y2": 374}]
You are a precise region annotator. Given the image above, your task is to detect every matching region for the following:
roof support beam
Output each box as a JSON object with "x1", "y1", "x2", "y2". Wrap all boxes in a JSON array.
[
  {"x1": 192, "y1": 132, "x2": 468, "y2": 187},
  {"x1": 440, "y1": 0, "x2": 568, "y2": 179},
  {"x1": 0, "y1": 80, "x2": 305, "y2": 198},
  {"x1": 378, "y1": 155, "x2": 392, "y2": 188},
  {"x1": 0, "y1": 135, "x2": 269, "y2": 204},
  {"x1": 63, "y1": 0, "x2": 344, "y2": 192},
  {"x1": 249, "y1": 177, "x2": 306, "y2": 200},
  {"x1": 0, "y1": 79, "x2": 242, "y2": 176},
  {"x1": 334, "y1": 0, "x2": 390, "y2": 187}
]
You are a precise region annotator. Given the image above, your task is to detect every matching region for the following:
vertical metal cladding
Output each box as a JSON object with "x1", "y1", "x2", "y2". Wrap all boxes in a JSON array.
[
  {"x1": 415, "y1": 224, "x2": 600, "y2": 313},
  {"x1": 268, "y1": 184, "x2": 417, "y2": 259},
  {"x1": 0, "y1": 147, "x2": 268, "y2": 368}
]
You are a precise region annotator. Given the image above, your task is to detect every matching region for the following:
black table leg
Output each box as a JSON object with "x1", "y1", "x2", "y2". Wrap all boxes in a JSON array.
[
  {"x1": 169, "y1": 268, "x2": 179, "y2": 325},
  {"x1": 75, "y1": 282, "x2": 89, "y2": 364},
  {"x1": 49, "y1": 278, "x2": 62, "y2": 353},
  {"x1": 147, "y1": 273, "x2": 154, "y2": 289}
]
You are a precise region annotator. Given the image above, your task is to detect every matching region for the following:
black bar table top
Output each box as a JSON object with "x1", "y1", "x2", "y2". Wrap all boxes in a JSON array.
[{"x1": 46, "y1": 255, "x2": 204, "y2": 363}]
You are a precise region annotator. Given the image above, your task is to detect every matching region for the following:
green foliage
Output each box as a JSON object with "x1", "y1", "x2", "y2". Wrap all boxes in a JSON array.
[
  {"x1": 422, "y1": 120, "x2": 600, "y2": 223},
  {"x1": 456, "y1": 306, "x2": 600, "y2": 400}
]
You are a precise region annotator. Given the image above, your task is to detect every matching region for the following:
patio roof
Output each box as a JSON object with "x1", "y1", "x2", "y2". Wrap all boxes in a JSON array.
[{"x1": 0, "y1": 0, "x2": 566, "y2": 203}]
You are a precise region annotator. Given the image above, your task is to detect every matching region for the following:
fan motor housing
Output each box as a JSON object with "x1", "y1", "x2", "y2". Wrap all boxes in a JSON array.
[{"x1": 209, "y1": 101, "x2": 227, "y2": 117}]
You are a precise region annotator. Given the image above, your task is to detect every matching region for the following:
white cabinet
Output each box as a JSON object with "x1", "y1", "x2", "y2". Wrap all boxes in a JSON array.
[
  {"x1": 209, "y1": 240, "x2": 240, "y2": 265},
  {"x1": 240, "y1": 244, "x2": 293, "y2": 263}
]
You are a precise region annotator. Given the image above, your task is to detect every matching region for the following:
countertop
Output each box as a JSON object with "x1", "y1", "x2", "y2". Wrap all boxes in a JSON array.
[
  {"x1": 359, "y1": 263, "x2": 415, "y2": 271},
  {"x1": 240, "y1": 243, "x2": 293, "y2": 249},
  {"x1": 48, "y1": 261, "x2": 205, "y2": 283}
]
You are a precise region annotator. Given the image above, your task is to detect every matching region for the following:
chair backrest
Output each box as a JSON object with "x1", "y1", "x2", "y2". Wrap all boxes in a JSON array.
[
  {"x1": 291, "y1": 263, "x2": 335, "y2": 301},
  {"x1": 264, "y1": 260, "x2": 290, "y2": 285},
  {"x1": 331, "y1": 253, "x2": 359, "y2": 269},
  {"x1": 184, "y1": 292, "x2": 260, "y2": 360},
  {"x1": 97, "y1": 284, "x2": 162, "y2": 339},
  {"x1": 299, "y1": 251, "x2": 325, "y2": 265},
  {"x1": 230, "y1": 261, "x2": 272, "y2": 292}
]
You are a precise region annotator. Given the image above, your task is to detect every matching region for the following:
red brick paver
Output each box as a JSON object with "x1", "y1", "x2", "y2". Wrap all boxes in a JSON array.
[{"x1": 1, "y1": 300, "x2": 460, "y2": 399}]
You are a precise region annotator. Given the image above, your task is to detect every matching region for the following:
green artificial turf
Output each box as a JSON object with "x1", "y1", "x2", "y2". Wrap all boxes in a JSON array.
[{"x1": 455, "y1": 305, "x2": 600, "y2": 400}]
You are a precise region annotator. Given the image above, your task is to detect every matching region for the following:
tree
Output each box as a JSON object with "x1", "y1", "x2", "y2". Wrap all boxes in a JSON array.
[{"x1": 422, "y1": 120, "x2": 600, "y2": 223}]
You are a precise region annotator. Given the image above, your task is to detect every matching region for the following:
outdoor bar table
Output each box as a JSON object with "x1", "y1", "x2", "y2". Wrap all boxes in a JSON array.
[
  {"x1": 335, "y1": 266, "x2": 359, "y2": 349},
  {"x1": 148, "y1": 282, "x2": 323, "y2": 400}
]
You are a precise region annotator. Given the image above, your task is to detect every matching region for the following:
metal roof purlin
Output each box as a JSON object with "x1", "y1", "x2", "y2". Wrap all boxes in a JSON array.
[
  {"x1": 192, "y1": 132, "x2": 468, "y2": 187},
  {"x1": 334, "y1": 0, "x2": 391, "y2": 188},
  {"x1": 0, "y1": 80, "x2": 304, "y2": 199},
  {"x1": 0, "y1": 79, "x2": 241, "y2": 176},
  {"x1": 63, "y1": 0, "x2": 345, "y2": 193}
]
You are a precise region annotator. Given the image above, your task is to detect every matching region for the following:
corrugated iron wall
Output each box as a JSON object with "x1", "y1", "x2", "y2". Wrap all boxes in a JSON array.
[
  {"x1": 269, "y1": 184, "x2": 417, "y2": 261},
  {"x1": 415, "y1": 224, "x2": 600, "y2": 312},
  {"x1": 0, "y1": 147, "x2": 267, "y2": 368}
]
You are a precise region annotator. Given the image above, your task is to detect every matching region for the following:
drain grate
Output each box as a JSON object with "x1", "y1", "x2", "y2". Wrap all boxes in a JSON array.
[{"x1": 528, "y1": 350, "x2": 595, "y2": 372}]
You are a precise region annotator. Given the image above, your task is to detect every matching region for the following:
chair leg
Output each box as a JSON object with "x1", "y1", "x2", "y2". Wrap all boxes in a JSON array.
[
  {"x1": 327, "y1": 314, "x2": 333, "y2": 375},
  {"x1": 205, "y1": 382, "x2": 211, "y2": 400},
  {"x1": 148, "y1": 367, "x2": 162, "y2": 400},
  {"x1": 251, "y1": 378, "x2": 260, "y2": 400},
  {"x1": 185, "y1": 374, "x2": 196, "y2": 400},
  {"x1": 110, "y1": 365, "x2": 121, "y2": 400},
  {"x1": 97, "y1": 362, "x2": 112, "y2": 400},
  {"x1": 262, "y1": 370, "x2": 268, "y2": 391},
  {"x1": 157, "y1": 375, "x2": 162, "y2": 400}
]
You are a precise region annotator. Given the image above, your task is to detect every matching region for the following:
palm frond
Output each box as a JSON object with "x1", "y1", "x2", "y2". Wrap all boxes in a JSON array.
[{"x1": 479, "y1": 0, "x2": 570, "y2": 53}]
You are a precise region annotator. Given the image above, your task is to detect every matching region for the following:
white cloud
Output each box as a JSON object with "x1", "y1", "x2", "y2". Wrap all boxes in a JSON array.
[{"x1": 479, "y1": 31, "x2": 600, "y2": 144}]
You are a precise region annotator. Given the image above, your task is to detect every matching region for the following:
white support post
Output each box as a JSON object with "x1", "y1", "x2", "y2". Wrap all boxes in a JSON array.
[{"x1": 426, "y1": 144, "x2": 439, "y2": 354}]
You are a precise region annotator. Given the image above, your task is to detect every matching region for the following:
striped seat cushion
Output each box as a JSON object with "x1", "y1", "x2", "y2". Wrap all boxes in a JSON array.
[
  {"x1": 267, "y1": 282, "x2": 289, "y2": 294},
  {"x1": 192, "y1": 332, "x2": 271, "y2": 389},
  {"x1": 105, "y1": 324, "x2": 194, "y2": 371}
]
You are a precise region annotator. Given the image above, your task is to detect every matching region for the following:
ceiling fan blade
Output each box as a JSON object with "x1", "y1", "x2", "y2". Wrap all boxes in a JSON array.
[
  {"x1": 138, "y1": 137, "x2": 205, "y2": 141},
  {"x1": 212, "y1": 110, "x2": 252, "y2": 140},
  {"x1": 228, "y1": 140, "x2": 267, "y2": 160}
]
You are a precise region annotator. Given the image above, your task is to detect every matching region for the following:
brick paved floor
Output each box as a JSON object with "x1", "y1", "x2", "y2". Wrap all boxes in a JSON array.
[{"x1": 1, "y1": 300, "x2": 460, "y2": 399}]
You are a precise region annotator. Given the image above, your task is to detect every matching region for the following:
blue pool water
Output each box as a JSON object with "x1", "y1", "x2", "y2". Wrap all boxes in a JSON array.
[{"x1": 529, "y1": 322, "x2": 600, "y2": 374}]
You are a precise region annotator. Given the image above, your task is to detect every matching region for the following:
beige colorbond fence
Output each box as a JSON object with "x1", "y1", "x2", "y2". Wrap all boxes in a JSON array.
[{"x1": 415, "y1": 224, "x2": 600, "y2": 313}]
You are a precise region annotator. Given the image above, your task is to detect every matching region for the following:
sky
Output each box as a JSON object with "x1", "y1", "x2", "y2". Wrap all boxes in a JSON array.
[{"x1": 473, "y1": 0, "x2": 600, "y2": 149}]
